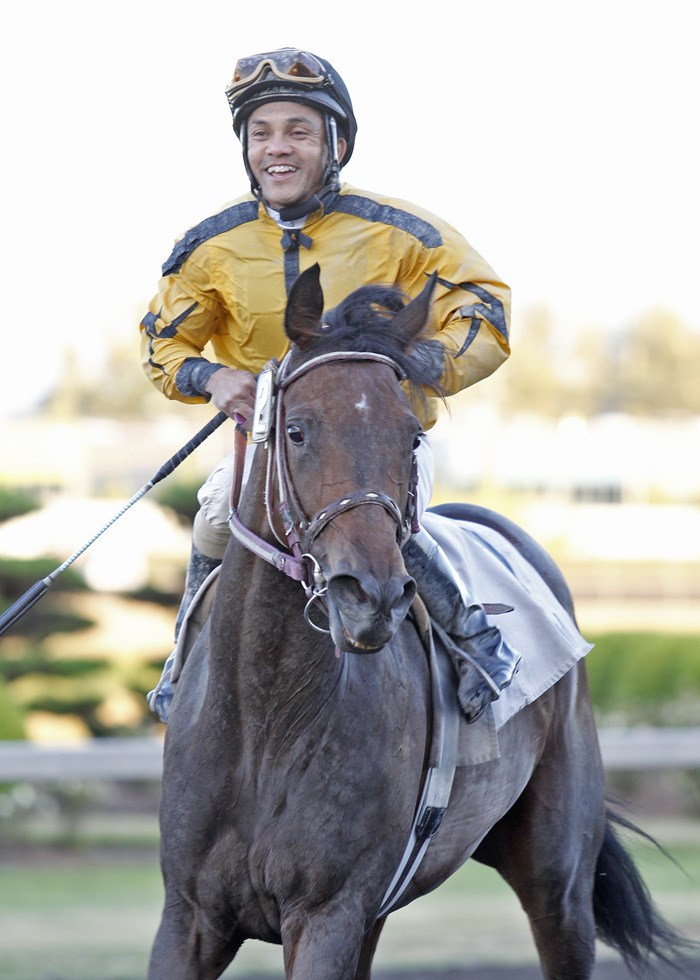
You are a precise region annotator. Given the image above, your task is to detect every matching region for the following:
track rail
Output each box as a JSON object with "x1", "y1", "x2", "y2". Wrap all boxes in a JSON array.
[{"x1": 1, "y1": 729, "x2": 699, "y2": 782}]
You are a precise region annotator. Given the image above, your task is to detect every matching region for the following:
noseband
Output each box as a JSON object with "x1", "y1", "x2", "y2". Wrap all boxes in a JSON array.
[{"x1": 228, "y1": 349, "x2": 419, "y2": 617}]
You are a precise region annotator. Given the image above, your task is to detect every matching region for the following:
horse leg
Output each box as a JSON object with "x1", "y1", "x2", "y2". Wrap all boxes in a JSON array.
[
  {"x1": 352, "y1": 917, "x2": 386, "y2": 980},
  {"x1": 148, "y1": 890, "x2": 243, "y2": 980},
  {"x1": 473, "y1": 674, "x2": 606, "y2": 980},
  {"x1": 281, "y1": 902, "x2": 368, "y2": 980}
]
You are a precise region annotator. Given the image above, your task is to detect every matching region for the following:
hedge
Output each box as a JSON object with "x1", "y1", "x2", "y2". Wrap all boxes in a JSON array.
[{"x1": 586, "y1": 631, "x2": 700, "y2": 725}]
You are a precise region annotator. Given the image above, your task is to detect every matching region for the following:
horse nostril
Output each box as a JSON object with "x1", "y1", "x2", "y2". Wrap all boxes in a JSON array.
[
  {"x1": 328, "y1": 572, "x2": 414, "y2": 618},
  {"x1": 328, "y1": 574, "x2": 379, "y2": 612},
  {"x1": 326, "y1": 570, "x2": 415, "y2": 653}
]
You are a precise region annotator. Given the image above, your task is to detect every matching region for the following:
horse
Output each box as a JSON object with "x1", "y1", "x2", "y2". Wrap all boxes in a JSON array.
[{"x1": 149, "y1": 264, "x2": 692, "y2": 979}]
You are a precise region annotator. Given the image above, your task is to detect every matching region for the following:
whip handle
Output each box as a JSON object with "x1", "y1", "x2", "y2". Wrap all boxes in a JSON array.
[
  {"x1": 151, "y1": 411, "x2": 227, "y2": 485},
  {"x1": 0, "y1": 580, "x2": 52, "y2": 637}
]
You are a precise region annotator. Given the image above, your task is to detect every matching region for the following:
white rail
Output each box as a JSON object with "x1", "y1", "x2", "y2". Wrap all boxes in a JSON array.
[
  {"x1": 599, "y1": 726, "x2": 700, "y2": 770},
  {"x1": 0, "y1": 729, "x2": 699, "y2": 783},
  {"x1": 0, "y1": 737, "x2": 164, "y2": 782}
]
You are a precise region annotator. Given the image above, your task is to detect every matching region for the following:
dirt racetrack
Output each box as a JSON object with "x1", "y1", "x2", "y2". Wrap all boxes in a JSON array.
[
  {"x1": 236, "y1": 963, "x2": 697, "y2": 979},
  {"x1": 376, "y1": 969, "x2": 685, "y2": 979}
]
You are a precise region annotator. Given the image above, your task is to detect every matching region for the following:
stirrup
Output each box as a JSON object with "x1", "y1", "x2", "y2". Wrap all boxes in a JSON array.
[{"x1": 147, "y1": 651, "x2": 176, "y2": 723}]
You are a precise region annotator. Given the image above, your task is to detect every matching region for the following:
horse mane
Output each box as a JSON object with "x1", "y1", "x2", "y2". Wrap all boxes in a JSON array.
[{"x1": 298, "y1": 283, "x2": 446, "y2": 399}]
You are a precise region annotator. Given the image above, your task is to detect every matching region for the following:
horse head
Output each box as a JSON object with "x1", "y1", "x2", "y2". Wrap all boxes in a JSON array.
[{"x1": 279, "y1": 263, "x2": 444, "y2": 655}]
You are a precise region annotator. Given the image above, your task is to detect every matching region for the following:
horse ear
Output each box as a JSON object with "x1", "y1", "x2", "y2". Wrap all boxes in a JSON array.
[
  {"x1": 285, "y1": 264, "x2": 325, "y2": 349},
  {"x1": 393, "y1": 273, "x2": 437, "y2": 348}
]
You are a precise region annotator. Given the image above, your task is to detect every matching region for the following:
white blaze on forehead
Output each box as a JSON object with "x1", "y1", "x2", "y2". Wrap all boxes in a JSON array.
[{"x1": 355, "y1": 392, "x2": 369, "y2": 412}]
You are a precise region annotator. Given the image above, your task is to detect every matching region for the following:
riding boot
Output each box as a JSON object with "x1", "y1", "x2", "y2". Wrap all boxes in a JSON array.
[
  {"x1": 147, "y1": 545, "x2": 222, "y2": 723},
  {"x1": 403, "y1": 529, "x2": 521, "y2": 724}
]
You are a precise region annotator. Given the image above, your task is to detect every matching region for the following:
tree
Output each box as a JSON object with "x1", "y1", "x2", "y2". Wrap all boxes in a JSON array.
[
  {"x1": 612, "y1": 309, "x2": 700, "y2": 415},
  {"x1": 495, "y1": 306, "x2": 571, "y2": 418},
  {"x1": 484, "y1": 304, "x2": 700, "y2": 419},
  {"x1": 40, "y1": 338, "x2": 169, "y2": 420}
]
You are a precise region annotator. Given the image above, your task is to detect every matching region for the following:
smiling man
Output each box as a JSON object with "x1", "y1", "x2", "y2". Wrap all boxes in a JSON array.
[
  {"x1": 246, "y1": 102, "x2": 343, "y2": 213},
  {"x1": 140, "y1": 48, "x2": 518, "y2": 724}
]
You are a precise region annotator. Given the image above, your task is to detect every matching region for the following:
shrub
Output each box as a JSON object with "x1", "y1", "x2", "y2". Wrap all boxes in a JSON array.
[
  {"x1": 0, "y1": 653, "x2": 108, "y2": 682},
  {"x1": 0, "y1": 558, "x2": 87, "y2": 601},
  {"x1": 0, "y1": 679, "x2": 26, "y2": 739},
  {"x1": 155, "y1": 479, "x2": 200, "y2": 524},
  {"x1": 586, "y1": 631, "x2": 700, "y2": 725},
  {"x1": 0, "y1": 488, "x2": 41, "y2": 523}
]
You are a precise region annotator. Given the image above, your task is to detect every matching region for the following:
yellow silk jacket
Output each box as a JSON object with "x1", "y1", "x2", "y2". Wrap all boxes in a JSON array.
[{"x1": 140, "y1": 184, "x2": 510, "y2": 428}]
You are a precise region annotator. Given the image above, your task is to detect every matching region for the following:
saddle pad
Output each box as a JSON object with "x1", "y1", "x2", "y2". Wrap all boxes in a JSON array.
[
  {"x1": 421, "y1": 511, "x2": 594, "y2": 736},
  {"x1": 171, "y1": 566, "x2": 221, "y2": 685}
]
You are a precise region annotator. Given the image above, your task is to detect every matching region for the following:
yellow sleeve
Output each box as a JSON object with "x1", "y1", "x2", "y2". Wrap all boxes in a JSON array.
[
  {"x1": 433, "y1": 277, "x2": 511, "y2": 397},
  {"x1": 139, "y1": 258, "x2": 225, "y2": 404},
  {"x1": 391, "y1": 217, "x2": 509, "y2": 429},
  {"x1": 419, "y1": 224, "x2": 511, "y2": 397}
]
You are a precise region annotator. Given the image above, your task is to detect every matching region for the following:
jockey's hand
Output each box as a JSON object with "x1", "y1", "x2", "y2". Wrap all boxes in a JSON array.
[{"x1": 205, "y1": 367, "x2": 257, "y2": 422}]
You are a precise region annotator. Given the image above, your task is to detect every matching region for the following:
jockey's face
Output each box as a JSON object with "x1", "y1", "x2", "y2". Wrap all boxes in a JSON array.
[{"x1": 246, "y1": 101, "x2": 346, "y2": 211}]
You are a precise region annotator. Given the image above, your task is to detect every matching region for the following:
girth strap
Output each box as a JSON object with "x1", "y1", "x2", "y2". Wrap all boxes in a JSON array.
[{"x1": 377, "y1": 599, "x2": 460, "y2": 918}]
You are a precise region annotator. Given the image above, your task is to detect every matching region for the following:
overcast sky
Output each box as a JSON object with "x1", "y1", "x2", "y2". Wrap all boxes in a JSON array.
[{"x1": 2, "y1": 0, "x2": 698, "y2": 417}]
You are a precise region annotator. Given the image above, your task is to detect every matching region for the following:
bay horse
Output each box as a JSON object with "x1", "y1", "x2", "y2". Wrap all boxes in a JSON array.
[{"x1": 150, "y1": 265, "x2": 692, "y2": 979}]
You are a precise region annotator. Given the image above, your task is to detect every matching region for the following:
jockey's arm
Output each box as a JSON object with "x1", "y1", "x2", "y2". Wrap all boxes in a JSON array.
[
  {"x1": 434, "y1": 276, "x2": 511, "y2": 396},
  {"x1": 408, "y1": 222, "x2": 511, "y2": 398},
  {"x1": 139, "y1": 264, "x2": 231, "y2": 405}
]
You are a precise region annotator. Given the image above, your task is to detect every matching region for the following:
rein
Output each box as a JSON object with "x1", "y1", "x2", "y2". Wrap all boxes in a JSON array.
[
  {"x1": 228, "y1": 421, "x2": 310, "y2": 583},
  {"x1": 228, "y1": 349, "x2": 419, "y2": 611}
]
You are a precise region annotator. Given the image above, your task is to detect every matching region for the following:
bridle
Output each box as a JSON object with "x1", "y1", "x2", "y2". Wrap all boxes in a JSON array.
[{"x1": 228, "y1": 348, "x2": 420, "y2": 630}]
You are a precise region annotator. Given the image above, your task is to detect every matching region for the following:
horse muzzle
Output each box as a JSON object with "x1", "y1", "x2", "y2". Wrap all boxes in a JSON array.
[{"x1": 325, "y1": 570, "x2": 416, "y2": 654}]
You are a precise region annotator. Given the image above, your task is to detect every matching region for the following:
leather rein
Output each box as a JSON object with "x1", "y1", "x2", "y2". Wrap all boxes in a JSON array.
[{"x1": 228, "y1": 348, "x2": 420, "y2": 626}]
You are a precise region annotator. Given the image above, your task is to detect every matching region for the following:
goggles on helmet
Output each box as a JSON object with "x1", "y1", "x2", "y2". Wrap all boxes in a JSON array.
[
  {"x1": 226, "y1": 49, "x2": 329, "y2": 104},
  {"x1": 226, "y1": 47, "x2": 357, "y2": 206}
]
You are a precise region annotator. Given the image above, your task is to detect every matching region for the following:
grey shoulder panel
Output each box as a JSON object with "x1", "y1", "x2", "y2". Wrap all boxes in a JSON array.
[
  {"x1": 332, "y1": 195, "x2": 443, "y2": 249},
  {"x1": 162, "y1": 200, "x2": 260, "y2": 276}
]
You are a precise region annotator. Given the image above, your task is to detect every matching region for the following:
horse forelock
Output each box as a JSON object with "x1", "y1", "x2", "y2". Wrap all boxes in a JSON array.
[{"x1": 292, "y1": 283, "x2": 445, "y2": 395}]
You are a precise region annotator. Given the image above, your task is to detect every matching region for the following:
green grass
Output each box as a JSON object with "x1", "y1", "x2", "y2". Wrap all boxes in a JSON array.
[{"x1": 1, "y1": 822, "x2": 699, "y2": 979}]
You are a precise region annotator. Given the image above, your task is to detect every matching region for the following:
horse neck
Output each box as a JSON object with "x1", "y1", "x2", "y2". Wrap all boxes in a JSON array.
[{"x1": 210, "y1": 445, "x2": 344, "y2": 737}]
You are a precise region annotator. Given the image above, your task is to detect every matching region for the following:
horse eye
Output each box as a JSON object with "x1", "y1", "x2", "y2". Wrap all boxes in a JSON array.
[
  {"x1": 412, "y1": 432, "x2": 424, "y2": 451},
  {"x1": 287, "y1": 424, "x2": 306, "y2": 445}
]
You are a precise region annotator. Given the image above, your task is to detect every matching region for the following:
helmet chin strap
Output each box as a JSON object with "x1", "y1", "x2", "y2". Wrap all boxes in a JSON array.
[
  {"x1": 324, "y1": 115, "x2": 342, "y2": 193},
  {"x1": 241, "y1": 115, "x2": 341, "y2": 221}
]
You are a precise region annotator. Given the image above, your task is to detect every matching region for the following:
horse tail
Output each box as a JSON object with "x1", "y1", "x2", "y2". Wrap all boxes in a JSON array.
[{"x1": 593, "y1": 808, "x2": 697, "y2": 974}]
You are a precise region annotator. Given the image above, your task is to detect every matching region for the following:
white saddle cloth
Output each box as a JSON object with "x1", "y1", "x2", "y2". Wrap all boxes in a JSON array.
[{"x1": 421, "y1": 510, "x2": 594, "y2": 765}]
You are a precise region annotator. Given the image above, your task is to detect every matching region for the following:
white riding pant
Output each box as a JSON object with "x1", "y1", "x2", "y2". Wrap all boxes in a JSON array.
[{"x1": 192, "y1": 436, "x2": 435, "y2": 560}]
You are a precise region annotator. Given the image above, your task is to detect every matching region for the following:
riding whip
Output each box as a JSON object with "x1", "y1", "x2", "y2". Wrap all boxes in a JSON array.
[{"x1": 0, "y1": 411, "x2": 228, "y2": 637}]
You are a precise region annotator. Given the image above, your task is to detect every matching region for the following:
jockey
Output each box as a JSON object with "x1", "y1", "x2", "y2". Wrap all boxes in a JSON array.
[{"x1": 140, "y1": 47, "x2": 520, "y2": 724}]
